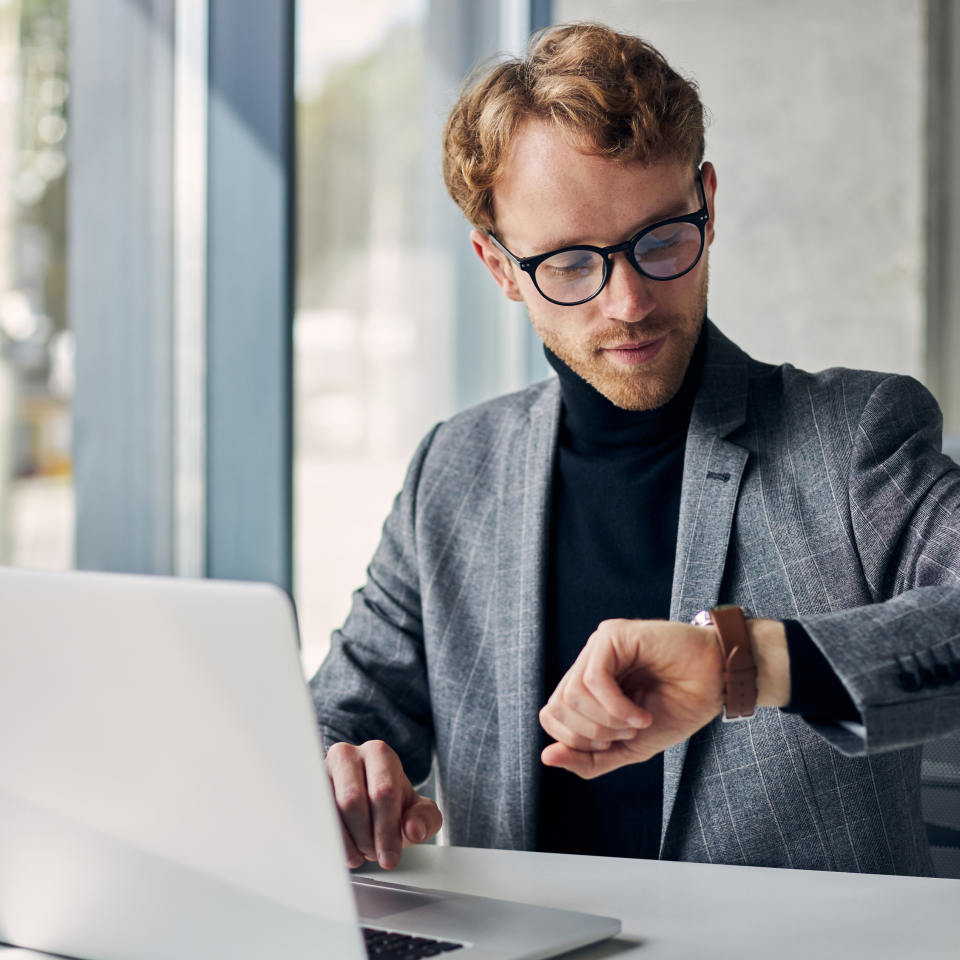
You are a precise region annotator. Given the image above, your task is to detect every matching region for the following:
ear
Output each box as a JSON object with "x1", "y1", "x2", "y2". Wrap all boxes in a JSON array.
[
  {"x1": 470, "y1": 230, "x2": 525, "y2": 302},
  {"x1": 700, "y1": 161, "x2": 717, "y2": 248}
]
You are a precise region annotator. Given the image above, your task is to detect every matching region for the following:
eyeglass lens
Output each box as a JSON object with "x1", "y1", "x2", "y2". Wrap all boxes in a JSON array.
[{"x1": 534, "y1": 221, "x2": 703, "y2": 304}]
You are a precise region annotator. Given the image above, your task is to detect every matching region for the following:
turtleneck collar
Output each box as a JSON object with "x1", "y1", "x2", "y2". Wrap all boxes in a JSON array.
[{"x1": 544, "y1": 323, "x2": 707, "y2": 449}]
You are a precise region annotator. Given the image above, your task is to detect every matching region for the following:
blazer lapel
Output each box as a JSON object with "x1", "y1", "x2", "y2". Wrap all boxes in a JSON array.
[
  {"x1": 493, "y1": 382, "x2": 560, "y2": 850},
  {"x1": 661, "y1": 321, "x2": 751, "y2": 849}
]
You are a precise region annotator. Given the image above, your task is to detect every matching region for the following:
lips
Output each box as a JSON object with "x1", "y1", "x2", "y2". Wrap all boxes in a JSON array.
[{"x1": 603, "y1": 335, "x2": 668, "y2": 366}]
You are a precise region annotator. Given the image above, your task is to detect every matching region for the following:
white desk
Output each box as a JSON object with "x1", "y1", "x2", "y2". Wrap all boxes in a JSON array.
[
  {"x1": 1, "y1": 846, "x2": 955, "y2": 960},
  {"x1": 357, "y1": 845, "x2": 959, "y2": 959}
]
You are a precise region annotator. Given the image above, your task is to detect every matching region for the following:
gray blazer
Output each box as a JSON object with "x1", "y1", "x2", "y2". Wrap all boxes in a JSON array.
[{"x1": 312, "y1": 321, "x2": 960, "y2": 876}]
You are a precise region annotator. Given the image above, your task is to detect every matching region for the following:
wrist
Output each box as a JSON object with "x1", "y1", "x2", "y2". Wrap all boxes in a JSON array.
[
  {"x1": 692, "y1": 606, "x2": 759, "y2": 720},
  {"x1": 748, "y1": 618, "x2": 791, "y2": 708}
]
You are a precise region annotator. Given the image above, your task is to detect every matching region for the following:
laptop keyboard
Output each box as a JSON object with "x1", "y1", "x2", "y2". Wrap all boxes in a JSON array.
[{"x1": 363, "y1": 926, "x2": 465, "y2": 957}]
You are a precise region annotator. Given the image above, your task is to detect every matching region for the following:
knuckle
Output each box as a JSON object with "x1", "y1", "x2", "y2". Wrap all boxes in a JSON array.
[
  {"x1": 325, "y1": 741, "x2": 354, "y2": 764},
  {"x1": 363, "y1": 739, "x2": 396, "y2": 766},
  {"x1": 584, "y1": 720, "x2": 608, "y2": 740},
  {"x1": 337, "y1": 786, "x2": 366, "y2": 815},
  {"x1": 368, "y1": 776, "x2": 400, "y2": 806},
  {"x1": 540, "y1": 715, "x2": 560, "y2": 739},
  {"x1": 582, "y1": 668, "x2": 608, "y2": 694},
  {"x1": 582, "y1": 662, "x2": 604, "y2": 683},
  {"x1": 542, "y1": 721, "x2": 563, "y2": 744}
]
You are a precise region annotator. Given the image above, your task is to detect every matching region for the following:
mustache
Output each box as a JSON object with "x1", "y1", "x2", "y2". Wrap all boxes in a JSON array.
[{"x1": 585, "y1": 322, "x2": 673, "y2": 350}]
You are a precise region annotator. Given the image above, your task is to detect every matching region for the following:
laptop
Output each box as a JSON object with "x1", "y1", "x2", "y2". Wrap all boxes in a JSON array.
[{"x1": 0, "y1": 567, "x2": 619, "y2": 960}]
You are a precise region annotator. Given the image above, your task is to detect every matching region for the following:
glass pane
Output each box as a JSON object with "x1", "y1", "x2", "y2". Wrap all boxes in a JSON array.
[
  {"x1": 0, "y1": 0, "x2": 72, "y2": 571},
  {"x1": 295, "y1": 0, "x2": 431, "y2": 674}
]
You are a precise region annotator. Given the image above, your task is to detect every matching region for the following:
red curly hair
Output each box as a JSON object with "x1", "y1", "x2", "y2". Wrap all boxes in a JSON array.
[{"x1": 442, "y1": 22, "x2": 706, "y2": 234}]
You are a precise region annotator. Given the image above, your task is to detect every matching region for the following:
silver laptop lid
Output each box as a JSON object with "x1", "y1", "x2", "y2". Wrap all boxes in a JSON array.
[{"x1": 0, "y1": 567, "x2": 365, "y2": 960}]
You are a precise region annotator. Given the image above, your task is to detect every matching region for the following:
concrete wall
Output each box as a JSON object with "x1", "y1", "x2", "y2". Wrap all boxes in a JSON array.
[{"x1": 555, "y1": 0, "x2": 926, "y2": 379}]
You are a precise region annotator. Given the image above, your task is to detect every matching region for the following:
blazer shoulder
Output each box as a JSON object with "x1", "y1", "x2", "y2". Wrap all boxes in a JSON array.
[
  {"x1": 427, "y1": 377, "x2": 559, "y2": 453},
  {"x1": 747, "y1": 357, "x2": 934, "y2": 420},
  {"x1": 407, "y1": 378, "x2": 560, "y2": 500}
]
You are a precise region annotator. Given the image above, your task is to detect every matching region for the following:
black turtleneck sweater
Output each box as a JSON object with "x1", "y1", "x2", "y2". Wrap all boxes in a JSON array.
[{"x1": 536, "y1": 329, "x2": 857, "y2": 860}]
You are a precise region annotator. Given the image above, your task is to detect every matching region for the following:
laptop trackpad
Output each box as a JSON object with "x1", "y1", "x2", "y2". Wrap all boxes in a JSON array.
[{"x1": 352, "y1": 880, "x2": 445, "y2": 920}]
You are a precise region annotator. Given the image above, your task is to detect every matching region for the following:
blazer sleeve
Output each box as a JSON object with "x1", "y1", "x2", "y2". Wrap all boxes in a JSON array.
[
  {"x1": 797, "y1": 373, "x2": 960, "y2": 755},
  {"x1": 308, "y1": 424, "x2": 441, "y2": 787}
]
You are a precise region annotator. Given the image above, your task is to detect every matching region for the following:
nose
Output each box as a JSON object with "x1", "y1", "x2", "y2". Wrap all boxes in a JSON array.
[{"x1": 598, "y1": 251, "x2": 657, "y2": 324}]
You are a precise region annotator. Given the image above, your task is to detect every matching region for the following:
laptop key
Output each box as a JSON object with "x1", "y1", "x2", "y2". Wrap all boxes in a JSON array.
[{"x1": 362, "y1": 927, "x2": 464, "y2": 956}]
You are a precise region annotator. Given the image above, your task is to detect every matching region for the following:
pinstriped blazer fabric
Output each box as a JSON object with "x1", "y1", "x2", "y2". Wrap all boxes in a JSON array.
[{"x1": 311, "y1": 320, "x2": 960, "y2": 875}]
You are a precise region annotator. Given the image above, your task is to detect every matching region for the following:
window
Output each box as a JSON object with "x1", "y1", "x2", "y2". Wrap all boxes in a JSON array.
[
  {"x1": 294, "y1": 0, "x2": 552, "y2": 673},
  {"x1": 0, "y1": 0, "x2": 72, "y2": 571}
]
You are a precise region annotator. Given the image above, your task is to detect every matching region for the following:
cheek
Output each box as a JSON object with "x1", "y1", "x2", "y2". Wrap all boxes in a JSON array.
[
  {"x1": 664, "y1": 269, "x2": 697, "y2": 300},
  {"x1": 517, "y1": 271, "x2": 540, "y2": 300},
  {"x1": 664, "y1": 261, "x2": 708, "y2": 314},
  {"x1": 528, "y1": 299, "x2": 599, "y2": 342}
]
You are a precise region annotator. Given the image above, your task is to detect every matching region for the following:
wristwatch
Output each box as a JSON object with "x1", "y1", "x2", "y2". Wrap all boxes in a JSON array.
[{"x1": 691, "y1": 605, "x2": 757, "y2": 722}]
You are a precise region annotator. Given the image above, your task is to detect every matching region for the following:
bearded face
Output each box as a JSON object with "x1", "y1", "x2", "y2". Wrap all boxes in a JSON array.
[
  {"x1": 526, "y1": 263, "x2": 707, "y2": 411},
  {"x1": 472, "y1": 121, "x2": 716, "y2": 411}
]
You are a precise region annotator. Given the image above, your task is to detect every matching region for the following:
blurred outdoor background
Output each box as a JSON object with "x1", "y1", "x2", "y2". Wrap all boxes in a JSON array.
[{"x1": 0, "y1": 0, "x2": 70, "y2": 571}]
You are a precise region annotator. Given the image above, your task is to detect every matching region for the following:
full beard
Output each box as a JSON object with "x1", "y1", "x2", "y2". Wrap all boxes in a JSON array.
[{"x1": 528, "y1": 265, "x2": 708, "y2": 411}]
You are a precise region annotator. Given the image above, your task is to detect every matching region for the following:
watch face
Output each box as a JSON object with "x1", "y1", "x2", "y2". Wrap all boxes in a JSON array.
[
  {"x1": 691, "y1": 605, "x2": 752, "y2": 627},
  {"x1": 690, "y1": 610, "x2": 714, "y2": 628}
]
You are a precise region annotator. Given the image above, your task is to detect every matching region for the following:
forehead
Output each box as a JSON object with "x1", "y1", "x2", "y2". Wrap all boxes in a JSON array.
[{"x1": 492, "y1": 119, "x2": 694, "y2": 254}]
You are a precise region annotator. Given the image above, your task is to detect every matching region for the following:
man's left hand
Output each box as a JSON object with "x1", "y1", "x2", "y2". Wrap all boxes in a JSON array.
[{"x1": 539, "y1": 617, "x2": 789, "y2": 779}]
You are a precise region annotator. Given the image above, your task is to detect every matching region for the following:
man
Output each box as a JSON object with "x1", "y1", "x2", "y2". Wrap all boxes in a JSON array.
[{"x1": 312, "y1": 23, "x2": 960, "y2": 877}]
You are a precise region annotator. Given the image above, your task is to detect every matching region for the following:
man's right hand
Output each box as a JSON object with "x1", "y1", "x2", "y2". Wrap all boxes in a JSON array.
[{"x1": 325, "y1": 740, "x2": 442, "y2": 870}]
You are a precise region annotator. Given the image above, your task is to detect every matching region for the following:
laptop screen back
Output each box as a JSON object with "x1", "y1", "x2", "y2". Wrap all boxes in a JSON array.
[{"x1": 0, "y1": 568, "x2": 364, "y2": 960}]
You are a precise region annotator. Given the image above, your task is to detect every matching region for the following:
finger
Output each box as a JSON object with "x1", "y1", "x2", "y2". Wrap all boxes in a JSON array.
[
  {"x1": 555, "y1": 652, "x2": 644, "y2": 731},
  {"x1": 363, "y1": 741, "x2": 406, "y2": 869},
  {"x1": 549, "y1": 649, "x2": 650, "y2": 736},
  {"x1": 560, "y1": 684, "x2": 649, "y2": 732},
  {"x1": 540, "y1": 715, "x2": 610, "y2": 753},
  {"x1": 544, "y1": 698, "x2": 646, "y2": 742},
  {"x1": 541, "y1": 740, "x2": 649, "y2": 779},
  {"x1": 339, "y1": 814, "x2": 365, "y2": 869},
  {"x1": 402, "y1": 794, "x2": 443, "y2": 847},
  {"x1": 540, "y1": 703, "x2": 625, "y2": 752},
  {"x1": 581, "y1": 636, "x2": 651, "y2": 726},
  {"x1": 326, "y1": 744, "x2": 376, "y2": 861}
]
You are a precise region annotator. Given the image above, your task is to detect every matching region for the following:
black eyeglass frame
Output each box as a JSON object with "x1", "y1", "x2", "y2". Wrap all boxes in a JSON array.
[{"x1": 488, "y1": 168, "x2": 710, "y2": 307}]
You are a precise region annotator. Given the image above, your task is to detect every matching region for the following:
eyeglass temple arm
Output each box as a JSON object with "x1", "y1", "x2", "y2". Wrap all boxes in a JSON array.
[{"x1": 488, "y1": 233, "x2": 524, "y2": 266}]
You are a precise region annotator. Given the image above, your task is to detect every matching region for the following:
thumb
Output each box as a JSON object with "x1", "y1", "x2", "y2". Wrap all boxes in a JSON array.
[
  {"x1": 541, "y1": 741, "x2": 636, "y2": 779},
  {"x1": 402, "y1": 792, "x2": 443, "y2": 845}
]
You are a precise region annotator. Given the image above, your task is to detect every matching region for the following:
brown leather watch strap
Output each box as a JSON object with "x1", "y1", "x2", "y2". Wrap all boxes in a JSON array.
[{"x1": 710, "y1": 605, "x2": 758, "y2": 721}]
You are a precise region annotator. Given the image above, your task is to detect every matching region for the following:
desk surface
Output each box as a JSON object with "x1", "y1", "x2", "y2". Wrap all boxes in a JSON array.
[
  {"x1": 0, "y1": 845, "x2": 955, "y2": 960},
  {"x1": 358, "y1": 845, "x2": 959, "y2": 960}
]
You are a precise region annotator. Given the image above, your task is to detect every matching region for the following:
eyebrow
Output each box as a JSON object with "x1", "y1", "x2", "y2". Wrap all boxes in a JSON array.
[{"x1": 531, "y1": 196, "x2": 697, "y2": 255}]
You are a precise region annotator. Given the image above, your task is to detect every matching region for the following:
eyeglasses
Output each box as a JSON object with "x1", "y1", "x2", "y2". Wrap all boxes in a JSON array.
[{"x1": 489, "y1": 168, "x2": 709, "y2": 307}]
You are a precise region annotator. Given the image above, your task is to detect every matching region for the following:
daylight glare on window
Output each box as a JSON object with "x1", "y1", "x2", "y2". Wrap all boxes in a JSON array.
[{"x1": 295, "y1": 0, "x2": 432, "y2": 674}]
